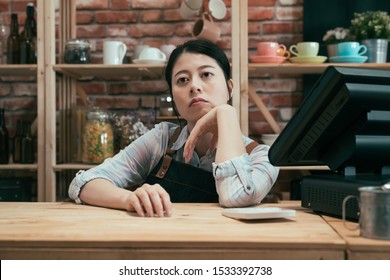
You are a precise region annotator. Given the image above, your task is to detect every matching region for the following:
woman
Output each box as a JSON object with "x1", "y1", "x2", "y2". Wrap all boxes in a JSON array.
[{"x1": 68, "y1": 39, "x2": 279, "y2": 217}]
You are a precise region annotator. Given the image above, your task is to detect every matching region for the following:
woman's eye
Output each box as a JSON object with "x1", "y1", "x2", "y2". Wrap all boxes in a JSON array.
[
  {"x1": 177, "y1": 77, "x2": 189, "y2": 84},
  {"x1": 202, "y1": 72, "x2": 214, "y2": 78}
]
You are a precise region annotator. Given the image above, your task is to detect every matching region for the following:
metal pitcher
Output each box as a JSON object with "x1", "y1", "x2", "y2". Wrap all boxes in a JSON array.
[{"x1": 343, "y1": 185, "x2": 390, "y2": 240}]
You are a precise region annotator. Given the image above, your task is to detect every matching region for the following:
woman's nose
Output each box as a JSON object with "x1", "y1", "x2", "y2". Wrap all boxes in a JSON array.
[
  {"x1": 190, "y1": 86, "x2": 201, "y2": 94},
  {"x1": 189, "y1": 78, "x2": 202, "y2": 94}
]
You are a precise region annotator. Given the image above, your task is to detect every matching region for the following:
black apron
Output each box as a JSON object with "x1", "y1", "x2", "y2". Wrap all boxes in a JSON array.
[{"x1": 145, "y1": 127, "x2": 259, "y2": 203}]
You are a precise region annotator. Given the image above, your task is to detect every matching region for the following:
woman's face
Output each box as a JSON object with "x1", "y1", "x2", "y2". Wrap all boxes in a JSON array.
[{"x1": 171, "y1": 52, "x2": 232, "y2": 124}]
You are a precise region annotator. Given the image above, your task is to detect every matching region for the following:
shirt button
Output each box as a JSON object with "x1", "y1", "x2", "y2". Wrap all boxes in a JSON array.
[{"x1": 246, "y1": 186, "x2": 251, "y2": 190}]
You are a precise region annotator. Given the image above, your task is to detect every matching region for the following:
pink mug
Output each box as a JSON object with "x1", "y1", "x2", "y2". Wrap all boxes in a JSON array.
[
  {"x1": 257, "y1": 42, "x2": 291, "y2": 58},
  {"x1": 192, "y1": 14, "x2": 221, "y2": 43}
]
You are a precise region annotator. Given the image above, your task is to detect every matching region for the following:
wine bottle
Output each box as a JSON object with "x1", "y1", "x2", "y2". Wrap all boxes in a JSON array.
[
  {"x1": 13, "y1": 120, "x2": 23, "y2": 163},
  {"x1": 23, "y1": 3, "x2": 37, "y2": 37},
  {"x1": 6, "y1": 13, "x2": 20, "y2": 64},
  {"x1": 20, "y1": 3, "x2": 37, "y2": 63},
  {"x1": 21, "y1": 121, "x2": 34, "y2": 163},
  {"x1": 0, "y1": 108, "x2": 9, "y2": 164},
  {"x1": 20, "y1": 20, "x2": 36, "y2": 64}
]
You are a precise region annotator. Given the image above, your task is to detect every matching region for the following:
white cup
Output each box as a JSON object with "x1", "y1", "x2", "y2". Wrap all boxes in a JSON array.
[
  {"x1": 139, "y1": 47, "x2": 167, "y2": 61},
  {"x1": 179, "y1": 0, "x2": 203, "y2": 19},
  {"x1": 133, "y1": 44, "x2": 149, "y2": 60},
  {"x1": 289, "y1": 42, "x2": 319, "y2": 57},
  {"x1": 103, "y1": 41, "x2": 127, "y2": 64},
  {"x1": 160, "y1": 44, "x2": 176, "y2": 59}
]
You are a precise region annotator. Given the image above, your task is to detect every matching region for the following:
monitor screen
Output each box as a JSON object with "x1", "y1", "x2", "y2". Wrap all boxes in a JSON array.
[{"x1": 269, "y1": 66, "x2": 390, "y2": 174}]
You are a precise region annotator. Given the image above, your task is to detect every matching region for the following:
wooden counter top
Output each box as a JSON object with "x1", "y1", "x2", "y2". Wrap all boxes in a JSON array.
[
  {"x1": 322, "y1": 216, "x2": 390, "y2": 260},
  {"x1": 0, "y1": 201, "x2": 345, "y2": 260}
]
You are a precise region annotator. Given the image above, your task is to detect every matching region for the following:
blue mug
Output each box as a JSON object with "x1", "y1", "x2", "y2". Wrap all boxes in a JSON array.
[{"x1": 337, "y1": 42, "x2": 367, "y2": 57}]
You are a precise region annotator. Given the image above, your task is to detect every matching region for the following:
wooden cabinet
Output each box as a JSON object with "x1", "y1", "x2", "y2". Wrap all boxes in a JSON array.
[
  {"x1": 0, "y1": 0, "x2": 45, "y2": 201},
  {"x1": 43, "y1": 0, "x2": 172, "y2": 201}
]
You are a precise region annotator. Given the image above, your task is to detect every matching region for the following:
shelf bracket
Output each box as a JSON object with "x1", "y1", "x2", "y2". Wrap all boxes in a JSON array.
[{"x1": 248, "y1": 85, "x2": 282, "y2": 134}]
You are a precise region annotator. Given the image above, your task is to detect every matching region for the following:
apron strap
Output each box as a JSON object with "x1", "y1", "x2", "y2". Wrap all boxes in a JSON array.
[
  {"x1": 245, "y1": 141, "x2": 259, "y2": 154},
  {"x1": 166, "y1": 127, "x2": 182, "y2": 156}
]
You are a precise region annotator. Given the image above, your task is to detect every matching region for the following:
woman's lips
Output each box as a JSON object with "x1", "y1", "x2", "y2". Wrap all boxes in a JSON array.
[{"x1": 189, "y1": 98, "x2": 207, "y2": 107}]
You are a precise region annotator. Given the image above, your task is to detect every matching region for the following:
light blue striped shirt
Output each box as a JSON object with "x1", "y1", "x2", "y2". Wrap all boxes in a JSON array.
[{"x1": 68, "y1": 121, "x2": 279, "y2": 207}]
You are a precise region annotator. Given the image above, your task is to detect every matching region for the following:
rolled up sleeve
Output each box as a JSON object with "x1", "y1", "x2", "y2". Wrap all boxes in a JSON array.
[
  {"x1": 213, "y1": 144, "x2": 279, "y2": 208},
  {"x1": 68, "y1": 169, "x2": 117, "y2": 204},
  {"x1": 68, "y1": 122, "x2": 174, "y2": 204}
]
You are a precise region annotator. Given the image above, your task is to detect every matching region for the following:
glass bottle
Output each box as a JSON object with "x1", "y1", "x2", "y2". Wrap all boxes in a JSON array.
[
  {"x1": 64, "y1": 39, "x2": 91, "y2": 64},
  {"x1": 21, "y1": 121, "x2": 34, "y2": 163},
  {"x1": 20, "y1": 18, "x2": 36, "y2": 64},
  {"x1": 13, "y1": 120, "x2": 23, "y2": 163},
  {"x1": 0, "y1": 108, "x2": 9, "y2": 164},
  {"x1": 23, "y1": 3, "x2": 37, "y2": 38},
  {"x1": 7, "y1": 13, "x2": 20, "y2": 64},
  {"x1": 82, "y1": 108, "x2": 114, "y2": 164},
  {"x1": 20, "y1": 3, "x2": 36, "y2": 64}
]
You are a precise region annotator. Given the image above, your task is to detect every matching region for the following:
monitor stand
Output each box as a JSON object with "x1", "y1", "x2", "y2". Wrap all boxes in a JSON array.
[{"x1": 300, "y1": 167, "x2": 390, "y2": 221}]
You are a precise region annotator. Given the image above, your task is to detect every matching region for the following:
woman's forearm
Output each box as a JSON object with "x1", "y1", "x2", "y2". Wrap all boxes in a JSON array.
[
  {"x1": 79, "y1": 179, "x2": 133, "y2": 211},
  {"x1": 215, "y1": 105, "x2": 246, "y2": 163}
]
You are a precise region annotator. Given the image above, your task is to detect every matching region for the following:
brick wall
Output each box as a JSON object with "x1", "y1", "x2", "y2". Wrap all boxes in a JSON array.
[
  {"x1": 79, "y1": 0, "x2": 303, "y2": 136},
  {"x1": 1, "y1": 0, "x2": 304, "y2": 134},
  {"x1": 248, "y1": 0, "x2": 303, "y2": 136},
  {"x1": 0, "y1": 0, "x2": 305, "y2": 198}
]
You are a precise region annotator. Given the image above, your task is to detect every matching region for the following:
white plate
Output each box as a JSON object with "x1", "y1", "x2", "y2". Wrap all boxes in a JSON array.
[
  {"x1": 222, "y1": 207, "x2": 296, "y2": 220},
  {"x1": 209, "y1": 0, "x2": 227, "y2": 19},
  {"x1": 133, "y1": 58, "x2": 166, "y2": 64}
]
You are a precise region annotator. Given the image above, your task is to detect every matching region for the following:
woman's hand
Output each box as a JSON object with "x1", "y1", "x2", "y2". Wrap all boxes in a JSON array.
[
  {"x1": 183, "y1": 106, "x2": 220, "y2": 163},
  {"x1": 184, "y1": 104, "x2": 245, "y2": 163},
  {"x1": 127, "y1": 183, "x2": 173, "y2": 217},
  {"x1": 79, "y1": 179, "x2": 172, "y2": 218}
]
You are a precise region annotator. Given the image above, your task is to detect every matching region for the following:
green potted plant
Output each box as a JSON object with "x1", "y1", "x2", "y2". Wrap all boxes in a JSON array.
[
  {"x1": 322, "y1": 27, "x2": 352, "y2": 57},
  {"x1": 350, "y1": 10, "x2": 390, "y2": 63}
]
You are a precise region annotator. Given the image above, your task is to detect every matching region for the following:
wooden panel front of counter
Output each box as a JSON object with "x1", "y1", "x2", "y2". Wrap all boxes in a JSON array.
[
  {"x1": 0, "y1": 202, "x2": 345, "y2": 260},
  {"x1": 322, "y1": 216, "x2": 390, "y2": 260}
]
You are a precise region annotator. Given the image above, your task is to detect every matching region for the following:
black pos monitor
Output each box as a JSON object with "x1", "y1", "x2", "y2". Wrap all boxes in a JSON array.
[{"x1": 269, "y1": 66, "x2": 390, "y2": 220}]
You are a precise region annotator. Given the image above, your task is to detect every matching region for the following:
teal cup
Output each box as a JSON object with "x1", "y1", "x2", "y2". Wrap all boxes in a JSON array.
[{"x1": 337, "y1": 42, "x2": 367, "y2": 57}]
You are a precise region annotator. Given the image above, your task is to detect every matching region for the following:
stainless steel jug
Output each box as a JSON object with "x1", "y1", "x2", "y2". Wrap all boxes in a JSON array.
[{"x1": 343, "y1": 186, "x2": 390, "y2": 240}]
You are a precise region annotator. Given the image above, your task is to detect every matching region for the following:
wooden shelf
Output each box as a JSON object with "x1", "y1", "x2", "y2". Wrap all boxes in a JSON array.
[
  {"x1": 0, "y1": 65, "x2": 37, "y2": 76},
  {"x1": 53, "y1": 64, "x2": 166, "y2": 79},
  {"x1": 249, "y1": 62, "x2": 390, "y2": 76},
  {"x1": 52, "y1": 62, "x2": 390, "y2": 79},
  {"x1": 54, "y1": 163, "x2": 96, "y2": 171},
  {"x1": 0, "y1": 164, "x2": 38, "y2": 170}
]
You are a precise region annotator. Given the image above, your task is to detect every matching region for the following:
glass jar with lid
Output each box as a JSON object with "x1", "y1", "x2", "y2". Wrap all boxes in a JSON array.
[
  {"x1": 82, "y1": 107, "x2": 114, "y2": 164},
  {"x1": 64, "y1": 39, "x2": 91, "y2": 64}
]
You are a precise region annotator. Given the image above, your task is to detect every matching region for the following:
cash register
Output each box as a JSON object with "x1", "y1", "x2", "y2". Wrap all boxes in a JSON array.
[{"x1": 269, "y1": 66, "x2": 390, "y2": 220}]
